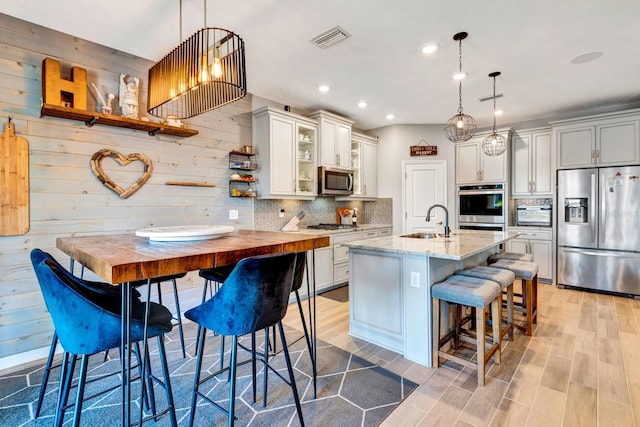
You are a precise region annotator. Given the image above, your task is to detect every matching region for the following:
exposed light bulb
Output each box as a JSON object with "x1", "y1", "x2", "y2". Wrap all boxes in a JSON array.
[
  {"x1": 212, "y1": 48, "x2": 223, "y2": 79},
  {"x1": 200, "y1": 55, "x2": 209, "y2": 82},
  {"x1": 456, "y1": 116, "x2": 464, "y2": 128}
]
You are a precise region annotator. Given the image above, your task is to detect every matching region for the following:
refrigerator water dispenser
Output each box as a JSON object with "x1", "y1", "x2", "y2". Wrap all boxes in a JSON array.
[{"x1": 564, "y1": 198, "x2": 588, "y2": 223}]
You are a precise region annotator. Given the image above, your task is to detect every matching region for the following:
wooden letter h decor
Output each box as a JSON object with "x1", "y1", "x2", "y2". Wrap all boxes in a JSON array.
[{"x1": 42, "y1": 57, "x2": 87, "y2": 110}]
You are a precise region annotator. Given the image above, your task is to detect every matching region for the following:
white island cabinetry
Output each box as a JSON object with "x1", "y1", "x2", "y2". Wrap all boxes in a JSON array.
[{"x1": 346, "y1": 230, "x2": 517, "y2": 366}]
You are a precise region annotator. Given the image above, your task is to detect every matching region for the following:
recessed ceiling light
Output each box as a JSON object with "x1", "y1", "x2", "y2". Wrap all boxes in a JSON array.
[
  {"x1": 494, "y1": 110, "x2": 504, "y2": 116},
  {"x1": 318, "y1": 84, "x2": 330, "y2": 93},
  {"x1": 386, "y1": 113, "x2": 395, "y2": 120},
  {"x1": 422, "y1": 43, "x2": 439, "y2": 54},
  {"x1": 358, "y1": 101, "x2": 367, "y2": 108},
  {"x1": 570, "y1": 51, "x2": 604, "y2": 64},
  {"x1": 453, "y1": 71, "x2": 466, "y2": 80}
]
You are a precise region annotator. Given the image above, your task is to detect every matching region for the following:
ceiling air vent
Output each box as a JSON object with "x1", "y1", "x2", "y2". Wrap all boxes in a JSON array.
[{"x1": 311, "y1": 26, "x2": 350, "y2": 49}]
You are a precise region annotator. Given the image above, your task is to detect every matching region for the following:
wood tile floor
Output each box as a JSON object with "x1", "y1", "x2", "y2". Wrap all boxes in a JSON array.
[{"x1": 283, "y1": 283, "x2": 640, "y2": 426}]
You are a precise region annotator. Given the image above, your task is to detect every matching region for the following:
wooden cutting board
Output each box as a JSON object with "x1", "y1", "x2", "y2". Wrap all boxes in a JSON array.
[{"x1": 0, "y1": 121, "x2": 29, "y2": 235}]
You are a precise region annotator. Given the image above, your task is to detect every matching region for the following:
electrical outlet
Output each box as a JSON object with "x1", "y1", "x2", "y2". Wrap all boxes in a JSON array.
[
  {"x1": 279, "y1": 208, "x2": 285, "y2": 218},
  {"x1": 410, "y1": 271, "x2": 420, "y2": 288},
  {"x1": 229, "y1": 209, "x2": 239, "y2": 220}
]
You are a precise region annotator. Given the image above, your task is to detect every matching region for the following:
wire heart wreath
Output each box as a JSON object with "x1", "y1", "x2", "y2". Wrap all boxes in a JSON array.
[{"x1": 90, "y1": 149, "x2": 153, "y2": 199}]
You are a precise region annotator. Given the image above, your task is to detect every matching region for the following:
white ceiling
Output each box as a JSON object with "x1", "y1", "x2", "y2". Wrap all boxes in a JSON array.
[{"x1": 3, "y1": 0, "x2": 640, "y2": 130}]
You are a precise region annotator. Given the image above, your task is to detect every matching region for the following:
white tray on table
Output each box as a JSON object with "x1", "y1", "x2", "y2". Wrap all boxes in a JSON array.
[{"x1": 135, "y1": 225, "x2": 235, "y2": 242}]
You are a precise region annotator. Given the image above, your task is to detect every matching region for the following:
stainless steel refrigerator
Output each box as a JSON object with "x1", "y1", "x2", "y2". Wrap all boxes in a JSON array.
[{"x1": 557, "y1": 166, "x2": 640, "y2": 296}]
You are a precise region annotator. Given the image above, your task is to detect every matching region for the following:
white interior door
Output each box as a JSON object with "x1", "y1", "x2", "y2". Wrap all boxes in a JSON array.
[{"x1": 403, "y1": 160, "x2": 447, "y2": 233}]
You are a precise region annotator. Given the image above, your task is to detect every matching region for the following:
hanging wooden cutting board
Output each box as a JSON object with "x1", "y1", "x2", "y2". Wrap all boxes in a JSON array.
[{"x1": 0, "y1": 121, "x2": 30, "y2": 235}]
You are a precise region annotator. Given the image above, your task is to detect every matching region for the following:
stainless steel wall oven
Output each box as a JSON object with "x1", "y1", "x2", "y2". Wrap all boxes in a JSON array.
[{"x1": 458, "y1": 184, "x2": 505, "y2": 230}]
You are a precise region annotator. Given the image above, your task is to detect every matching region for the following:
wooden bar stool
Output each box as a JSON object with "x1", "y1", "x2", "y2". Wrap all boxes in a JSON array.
[
  {"x1": 455, "y1": 266, "x2": 516, "y2": 342},
  {"x1": 489, "y1": 259, "x2": 539, "y2": 336},
  {"x1": 432, "y1": 275, "x2": 502, "y2": 386}
]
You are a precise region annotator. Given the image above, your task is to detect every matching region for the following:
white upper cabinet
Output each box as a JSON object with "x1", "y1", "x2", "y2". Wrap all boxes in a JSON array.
[
  {"x1": 349, "y1": 132, "x2": 378, "y2": 199},
  {"x1": 512, "y1": 128, "x2": 553, "y2": 196},
  {"x1": 306, "y1": 110, "x2": 354, "y2": 169},
  {"x1": 253, "y1": 106, "x2": 318, "y2": 199},
  {"x1": 455, "y1": 128, "x2": 512, "y2": 184},
  {"x1": 553, "y1": 110, "x2": 640, "y2": 169}
]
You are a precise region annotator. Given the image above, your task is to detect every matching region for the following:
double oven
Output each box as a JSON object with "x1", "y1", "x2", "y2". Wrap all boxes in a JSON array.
[{"x1": 458, "y1": 184, "x2": 505, "y2": 231}]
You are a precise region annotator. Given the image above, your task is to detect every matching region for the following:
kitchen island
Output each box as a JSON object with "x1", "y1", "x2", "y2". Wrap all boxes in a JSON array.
[{"x1": 344, "y1": 230, "x2": 518, "y2": 367}]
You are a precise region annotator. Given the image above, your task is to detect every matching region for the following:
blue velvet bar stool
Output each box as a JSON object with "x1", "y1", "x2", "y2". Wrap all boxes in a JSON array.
[
  {"x1": 432, "y1": 275, "x2": 502, "y2": 386},
  {"x1": 455, "y1": 266, "x2": 516, "y2": 342},
  {"x1": 32, "y1": 255, "x2": 178, "y2": 427},
  {"x1": 489, "y1": 259, "x2": 539, "y2": 336},
  {"x1": 130, "y1": 273, "x2": 188, "y2": 358},
  {"x1": 30, "y1": 249, "x2": 145, "y2": 419},
  {"x1": 185, "y1": 252, "x2": 304, "y2": 427},
  {"x1": 195, "y1": 264, "x2": 235, "y2": 358}
]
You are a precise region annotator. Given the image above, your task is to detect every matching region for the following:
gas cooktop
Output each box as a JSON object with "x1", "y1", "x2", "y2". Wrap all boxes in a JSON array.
[{"x1": 306, "y1": 223, "x2": 356, "y2": 230}]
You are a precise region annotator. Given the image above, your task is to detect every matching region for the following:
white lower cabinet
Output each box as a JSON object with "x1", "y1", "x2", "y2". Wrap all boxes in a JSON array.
[
  {"x1": 306, "y1": 227, "x2": 393, "y2": 294},
  {"x1": 506, "y1": 228, "x2": 553, "y2": 281},
  {"x1": 333, "y1": 231, "x2": 363, "y2": 286},
  {"x1": 311, "y1": 245, "x2": 334, "y2": 291}
]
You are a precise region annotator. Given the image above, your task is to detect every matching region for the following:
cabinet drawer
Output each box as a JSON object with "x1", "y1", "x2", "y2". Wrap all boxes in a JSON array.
[
  {"x1": 334, "y1": 262, "x2": 350, "y2": 285},
  {"x1": 516, "y1": 230, "x2": 552, "y2": 240},
  {"x1": 362, "y1": 230, "x2": 378, "y2": 239},
  {"x1": 376, "y1": 228, "x2": 392, "y2": 237},
  {"x1": 334, "y1": 244, "x2": 350, "y2": 263},
  {"x1": 333, "y1": 231, "x2": 362, "y2": 243}
]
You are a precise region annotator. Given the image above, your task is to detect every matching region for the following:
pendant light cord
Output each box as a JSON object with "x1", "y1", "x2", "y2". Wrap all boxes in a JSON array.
[
  {"x1": 457, "y1": 38, "x2": 463, "y2": 114},
  {"x1": 492, "y1": 75, "x2": 497, "y2": 132}
]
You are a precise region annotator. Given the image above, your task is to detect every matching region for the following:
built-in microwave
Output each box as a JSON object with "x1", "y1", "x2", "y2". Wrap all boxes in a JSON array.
[
  {"x1": 318, "y1": 166, "x2": 354, "y2": 196},
  {"x1": 516, "y1": 205, "x2": 552, "y2": 227}
]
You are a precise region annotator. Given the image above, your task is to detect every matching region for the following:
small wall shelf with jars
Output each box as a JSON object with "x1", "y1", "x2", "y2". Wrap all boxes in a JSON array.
[{"x1": 229, "y1": 150, "x2": 257, "y2": 197}]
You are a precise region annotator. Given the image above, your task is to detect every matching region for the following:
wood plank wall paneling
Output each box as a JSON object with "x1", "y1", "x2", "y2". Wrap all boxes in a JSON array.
[{"x1": 0, "y1": 13, "x2": 255, "y2": 359}]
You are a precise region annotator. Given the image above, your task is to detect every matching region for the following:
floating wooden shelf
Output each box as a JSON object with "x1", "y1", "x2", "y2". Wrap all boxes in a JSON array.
[
  {"x1": 165, "y1": 181, "x2": 215, "y2": 187},
  {"x1": 40, "y1": 104, "x2": 199, "y2": 137}
]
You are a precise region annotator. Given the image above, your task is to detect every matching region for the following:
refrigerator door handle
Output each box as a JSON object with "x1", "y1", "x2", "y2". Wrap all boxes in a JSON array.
[
  {"x1": 600, "y1": 172, "x2": 606, "y2": 245},
  {"x1": 590, "y1": 172, "x2": 597, "y2": 244},
  {"x1": 561, "y1": 248, "x2": 639, "y2": 259}
]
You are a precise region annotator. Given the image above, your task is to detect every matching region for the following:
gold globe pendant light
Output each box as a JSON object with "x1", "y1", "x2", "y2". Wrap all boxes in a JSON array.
[
  {"x1": 444, "y1": 32, "x2": 476, "y2": 143},
  {"x1": 147, "y1": 0, "x2": 247, "y2": 119},
  {"x1": 481, "y1": 71, "x2": 508, "y2": 156}
]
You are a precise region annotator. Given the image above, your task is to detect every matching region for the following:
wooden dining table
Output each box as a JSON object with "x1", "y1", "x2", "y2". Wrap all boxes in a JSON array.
[{"x1": 56, "y1": 229, "x2": 330, "y2": 427}]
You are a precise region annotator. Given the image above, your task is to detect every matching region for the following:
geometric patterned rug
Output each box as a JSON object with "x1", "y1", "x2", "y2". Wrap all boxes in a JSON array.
[{"x1": 0, "y1": 322, "x2": 417, "y2": 426}]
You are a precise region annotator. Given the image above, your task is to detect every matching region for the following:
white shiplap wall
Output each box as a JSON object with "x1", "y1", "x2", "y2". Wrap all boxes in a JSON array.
[{"x1": 0, "y1": 14, "x2": 254, "y2": 361}]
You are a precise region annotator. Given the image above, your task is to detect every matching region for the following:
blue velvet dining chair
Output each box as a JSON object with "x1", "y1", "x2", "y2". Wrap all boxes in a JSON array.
[
  {"x1": 31, "y1": 252, "x2": 178, "y2": 427},
  {"x1": 185, "y1": 252, "x2": 304, "y2": 427},
  {"x1": 30, "y1": 249, "x2": 145, "y2": 418},
  {"x1": 129, "y1": 272, "x2": 188, "y2": 358}
]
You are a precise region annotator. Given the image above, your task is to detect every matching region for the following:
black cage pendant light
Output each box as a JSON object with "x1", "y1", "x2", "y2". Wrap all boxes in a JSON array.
[
  {"x1": 481, "y1": 71, "x2": 508, "y2": 156},
  {"x1": 444, "y1": 32, "x2": 476, "y2": 143},
  {"x1": 147, "y1": 0, "x2": 247, "y2": 119}
]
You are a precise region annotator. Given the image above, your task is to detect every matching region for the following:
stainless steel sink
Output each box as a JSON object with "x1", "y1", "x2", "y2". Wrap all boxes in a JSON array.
[{"x1": 400, "y1": 232, "x2": 452, "y2": 239}]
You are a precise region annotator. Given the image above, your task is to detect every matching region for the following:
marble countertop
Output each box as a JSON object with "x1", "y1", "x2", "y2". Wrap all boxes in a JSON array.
[
  {"x1": 344, "y1": 229, "x2": 520, "y2": 260},
  {"x1": 286, "y1": 224, "x2": 392, "y2": 236}
]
